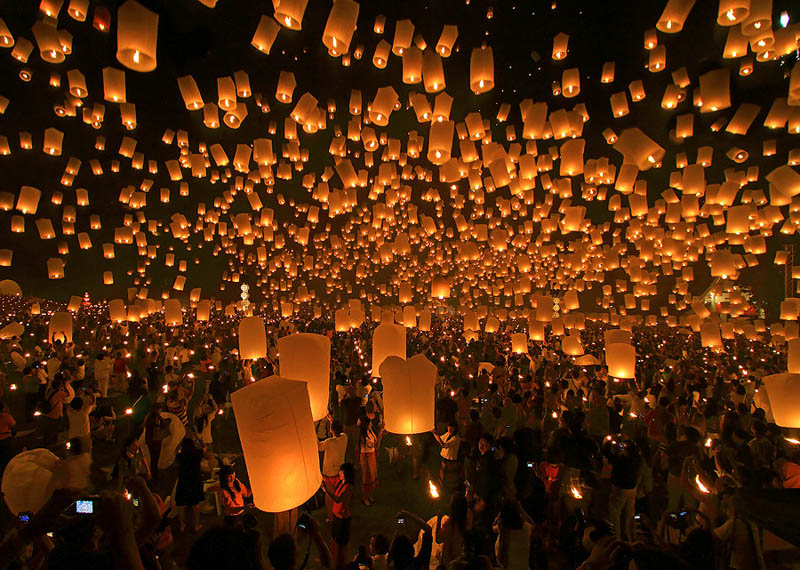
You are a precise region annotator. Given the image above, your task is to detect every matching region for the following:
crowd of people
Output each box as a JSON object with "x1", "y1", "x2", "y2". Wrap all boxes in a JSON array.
[{"x1": 0, "y1": 294, "x2": 799, "y2": 570}]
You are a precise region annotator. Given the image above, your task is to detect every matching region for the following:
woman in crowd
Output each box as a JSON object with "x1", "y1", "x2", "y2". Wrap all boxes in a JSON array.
[{"x1": 322, "y1": 462, "x2": 355, "y2": 570}]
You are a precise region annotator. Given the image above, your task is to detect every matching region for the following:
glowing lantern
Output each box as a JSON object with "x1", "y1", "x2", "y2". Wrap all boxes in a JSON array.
[
  {"x1": 196, "y1": 300, "x2": 211, "y2": 321},
  {"x1": 108, "y1": 299, "x2": 126, "y2": 322},
  {"x1": 402, "y1": 306, "x2": 417, "y2": 328},
  {"x1": 431, "y1": 276, "x2": 450, "y2": 299},
  {"x1": 47, "y1": 258, "x2": 64, "y2": 279},
  {"x1": 232, "y1": 377, "x2": 321, "y2": 511},
  {"x1": 511, "y1": 333, "x2": 528, "y2": 353},
  {"x1": 470, "y1": 45, "x2": 494, "y2": 94},
  {"x1": 274, "y1": 0, "x2": 308, "y2": 29},
  {"x1": 238, "y1": 316, "x2": 266, "y2": 360},
  {"x1": 380, "y1": 355, "x2": 435, "y2": 434},
  {"x1": 606, "y1": 343, "x2": 636, "y2": 379},
  {"x1": 252, "y1": 15, "x2": 280, "y2": 54},
  {"x1": 372, "y1": 323, "x2": 406, "y2": 377},
  {"x1": 563, "y1": 334, "x2": 583, "y2": 355},
  {"x1": 436, "y1": 24, "x2": 458, "y2": 57},
  {"x1": 116, "y1": 0, "x2": 159, "y2": 72},
  {"x1": 322, "y1": 0, "x2": 359, "y2": 56},
  {"x1": 656, "y1": 0, "x2": 696, "y2": 33},
  {"x1": 48, "y1": 310, "x2": 72, "y2": 343},
  {"x1": 787, "y1": 339, "x2": 800, "y2": 373},
  {"x1": 16, "y1": 186, "x2": 41, "y2": 214},
  {"x1": 278, "y1": 333, "x2": 330, "y2": 420},
  {"x1": 422, "y1": 50, "x2": 445, "y2": 93},
  {"x1": 164, "y1": 298, "x2": 182, "y2": 326},
  {"x1": 552, "y1": 32, "x2": 569, "y2": 60},
  {"x1": 760, "y1": 373, "x2": 800, "y2": 428},
  {"x1": 700, "y1": 323, "x2": 722, "y2": 348},
  {"x1": 368, "y1": 86, "x2": 398, "y2": 126},
  {"x1": 1, "y1": 449, "x2": 60, "y2": 515}
]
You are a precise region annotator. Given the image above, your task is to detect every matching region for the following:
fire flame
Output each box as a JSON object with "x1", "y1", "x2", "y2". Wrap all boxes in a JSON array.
[
  {"x1": 695, "y1": 475, "x2": 711, "y2": 494},
  {"x1": 570, "y1": 485, "x2": 583, "y2": 499},
  {"x1": 429, "y1": 480, "x2": 440, "y2": 498}
]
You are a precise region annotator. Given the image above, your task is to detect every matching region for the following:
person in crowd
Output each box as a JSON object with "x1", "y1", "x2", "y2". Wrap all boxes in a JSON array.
[
  {"x1": 432, "y1": 421, "x2": 461, "y2": 489},
  {"x1": 321, "y1": 462, "x2": 355, "y2": 569},
  {"x1": 209, "y1": 464, "x2": 252, "y2": 525},
  {"x1": 319, "y1": 417, "x2": 348, "y2": 520},
  {"x1": 0, "y1": 400, "x2": 15, "y2": 475},
  {"x1": 358, "y1": 405, "x2": 382, "y2": 506},
  {"x1": 175, "y1": 437, "x2": 205, "y2": 532}
]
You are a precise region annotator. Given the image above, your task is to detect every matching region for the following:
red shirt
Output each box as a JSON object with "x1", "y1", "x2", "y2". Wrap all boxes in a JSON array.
[
  {"x1": 0, "y1": 412, "x2": 15, "y2": 439},
  {"x1": 332, "y1": 481, "x2": 352, "y2": 519}
]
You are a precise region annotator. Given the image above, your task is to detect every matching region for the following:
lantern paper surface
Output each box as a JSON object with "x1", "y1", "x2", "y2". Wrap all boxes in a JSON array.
[
  {"x1": 1, "y1": 448, "x2": 59, "y2": 515},
  {"x1": 278, "y1": 333, "x2": 331, "y2": 420},
  {"x1": 606, "y1": 342, "x2": 636, "y2": 379},
  {"x1": 48, "y1": 311, "x2": 73, "y2": 343},
  {"x1": 371, "y1": 323, "x2": 406, "y2": 377},
  {"x1": 761, "y1": 373, "x2": 800, "y2": 428},
  {"x1": 380, "y1": 354, "x2": 436, "y2": 434},
  {"x1": 239, "y1": 316, "x2": 267, "y2": 360},
  {"x1": 231, "y1": 376, "x2": 322, "y2": 512}
]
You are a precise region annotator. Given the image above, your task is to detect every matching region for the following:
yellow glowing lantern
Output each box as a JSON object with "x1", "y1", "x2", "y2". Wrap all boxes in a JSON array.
[
  {"x1": 116, "y1": 0, "x2": 158, "y2": 72},
  {"x1": 656, "y1": 0, "x2": 696, "y2": 33},
  {"x1": 436, "y1": 24, "x2": 458, "y2": 57},
  {"x1": 252, "y1": 15, "x2": 280, "y2": 54},
  {"x1": 278, "y1": 333, "x2": 330, "y2": 420},
  {"x1": 552, "y1": 32, "x2": 569, "y2": 60},
  {"x1": 760, "y1": 373, "x2": 800, "y2": 428},
  {"x1": 470, "y1": 45, "x2": 494, "y2": 94},
  {"x1": 49, "y1": 310, "x2": 72, "y2": 342},
  {"x1": 606, "y1": 343, "x2": 636, "y2": 378},
  {"x1": 322, "y1": 0, "x2": 359, "y2": 56},
  {"x1": 164, "y1": 298, "x2": 182, "y2": 326},
  {"x1": 380, "y1": 354, "x2": 435, "y2": 434},
  {"x1": 511, "y1": 333, "x2": 528, "y2": 353},
  {"x1": 232, "y1": 377, "x2": 321, "y2": 511},
  {"x1": 274, "y1": 0, "x2": 308, "y2": 29},
  {"x1": 563, "y1": 334, "x2": 583, "y2": 355}
]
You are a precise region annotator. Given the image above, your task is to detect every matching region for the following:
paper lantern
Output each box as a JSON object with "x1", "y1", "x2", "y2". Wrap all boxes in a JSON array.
[
  {"x1": 232, "y1": 377, "x2": 321, "y2": 512},
  {"x1": 431, "y1": 276, "x2": 450, "y2": 299},
  {"x1": 68, "y1": 0, "x2": 88, "y2": 20},
  {"x1": 47, "y1": 258, "x2": 64, "y2": 279},
  {"x1": 116, "y1": 0, "x2": 158, "y2": 72},
  {"x1": 470, "y1": 45, "x2": 494, "y2": 94},
  {"x1": 239, "y1": 316, "x2": 266, "y2": 360},
  {"x1": 787, "y1": 339, "x2": 800, "y2": 373},
  {"x1": 511, "y1": 332, "x2": 528, "y2": 353},
  {"x1": 380, "y1": 355, "x2": 435, "y2": 434},
  {"x1": 368, "y1": 86, "x2": 397, "y2": 126},
  {"x1": 0, "y1": 279, "x2": 21, "y2": 296},
  {"x1": 16, "y1": 185, "x2": 41, "y2": 214},
  {"x1": 656, "y1": 0, "x2": 695, "y2": 33},
  {"x1": 48, "y1": 310, "x2": 72, "y2": 343},
  {"x1": 427, "y1": 120, "x2": 454, "y2": 165},
  {"x1": 700, "y1": 323, "x2": 722, "y2": 348},
  {"x1": 760, "y1": 373, "x2": 800, "y2": 428},
  {"x1": 1, "y1": 449, "x2": 60, "y2": 515},
  {"x1": 418, "y1": 309, "x2": 432, "y2": 332},
  {"x1": 552, "y1": 32, "x2": 569, "y2": 60},
  {"x1": 717, "y1": 0, "x2": 749, "y2": 26},
  {"x1": 606, "y1": 343, "x2": 636, "y2": 379},
  {"x1": 322, "y1": 0, "x2": 359, "y2": 56},
  {"x1": 196, "y1": 299, "x2": 211, "y2": 321},
  {"x1": 252, "y1": 15, "x2": 280, "y2": 54},
  {"x1": 402, "y1": 306, "x2": 417, "y2": 328},
  {"x1": 372, "y1": 323, "x2": 406, "y2": 377},
  {"x1": 563, "y1": 334, "x2": 584, "y2": 355},
  {"x1": 485, "y1": 316, "x2": 500, "y2": 333},
  {"x1": 436, "y1": 24, "x2": 458, "y2": 57},
  {"x1": 277, "y1": 333, "x2": 331, "y2": 420},
  {"x1": 530, "y1": 322, "x2": 545, "y2": 341},
  {"x1": 164, "y1": 298, "x2": 182, "y2": 326},
  {"x1": 109, "y1": 299, "x2": 126, "y2": 322},
  {"x1": 274, "y1": 0, "x2": 308, "y2": 29}
]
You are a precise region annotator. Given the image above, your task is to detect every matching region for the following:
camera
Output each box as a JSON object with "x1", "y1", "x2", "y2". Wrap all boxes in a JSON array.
[
  {"x1": 297, "y1": 512, "x2": 312, "y2": 530},
  {"x1": 18, "y1": 512, "x2": 30, "y2": 523},
  {"x1": 666, "y1": 511, "x2": 689, "y2": 530},
  {"x1": 74, "y1": 499, "x2": 94, "y2": 515},
  {"x1": 527, "y1": 461, "x2": 534, "y2": 468},
  {"x1": 397, "y1": 516, "x2": 405, "y2": 524}
]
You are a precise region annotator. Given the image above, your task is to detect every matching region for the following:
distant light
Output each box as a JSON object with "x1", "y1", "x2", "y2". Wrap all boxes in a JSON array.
[{"x1": 780, "y1": 11, "x2": 790, "y2": 28}]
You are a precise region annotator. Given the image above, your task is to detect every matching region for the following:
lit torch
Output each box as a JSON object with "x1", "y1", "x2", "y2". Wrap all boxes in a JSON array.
[
  {"x1": 570, "y1": 485, "x2": 583, "y2": 499},
  {"x1": 428, "y1": 480, "x2": 440, "y2": 499},
  {"x1": 695, "y1": 475, "x2": 711, "y2": 494}
]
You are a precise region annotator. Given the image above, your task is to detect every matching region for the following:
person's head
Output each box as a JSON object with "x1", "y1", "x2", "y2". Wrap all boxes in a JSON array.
[
  {"x1": 469, "y1": 409, "x2": 479, "y2": 422},
  {"x1": 219, "y1": 464, "x2": 236, "y2": 488},
  {"x1": 339, "y1": 462, "x2": 356, "y2": 484},
  {"x1": 123, "y1": 435, "x2": 139, "y2": 454},
  {"x1": 179, "y1": 437, "x2": 197, "y2": 455},
  {"x1": 67, "y1": 436, "x2": 83, "y2": 456},
  {"x1": 189, "y1": 525, "x2": 265, "y2": 570},
  {"x1": 70, "y1": 396, "x2": 83, "y2": 411},
  {"x1": 331, "y1": 419, "x2": 343, "y2": 436},
  {"x1": 658, "y1": 397, "x2": 670, "y2": 408},
  {"x1": 370, "y1": 533, "x2": 390, "y2": 556},
  {"x1": 499, "y1": 501, "x2": 523, "y2": 530},
  {"x1": 388, "y1": 535, "x2": 415, "y2": 570},
  {"x1": 447, "y1": 421, "x2": 458, "y2": 436},
  {"x1": 267, "y1": 533, "x2": 296, "y2": 570},
  {"x1": 478, "y1": 433, "x2": 493, "y2": 455}
]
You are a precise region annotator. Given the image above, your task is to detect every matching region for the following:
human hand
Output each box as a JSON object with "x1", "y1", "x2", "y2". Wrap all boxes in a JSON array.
[{"x1": 583, "y1": 536, "x2": 627, "y2": 570}]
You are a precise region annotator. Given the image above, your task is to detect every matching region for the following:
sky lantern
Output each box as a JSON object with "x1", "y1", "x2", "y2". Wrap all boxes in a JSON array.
[
  {"x1": 656, "y1": 0, "x2": 696, "y2": 33},
  {"x1": 322, "y1": 0, "x2": 358, "y2": 56},
  {"x1": 562, "y1": 334, "x2": 583, "y2": 355},
  {"x1": 32, "y1": 20, "x2": 64, "y2": 63},
  {"x1": 1, "y1": 449, "x2": 60, "y2": 515},
  {"x1": 116, "y1": 0, "x2": 159, "y2": 72},
  {"x1": 232, "y1": 377, "x2": 321, "y2": 512},
  {"x1": 552, "y1": 32, "x2": 569, "y2": 60},
  {"x1": 48, "y1": 310, "x2": 72, "y2": 343},
  {"x1": 164, "y1": 298, "x2": 182, "y2": 325},
  {"x1": 380, "y1": 354, "x2": 435, "y2": 434},
  {"x1": 372, "y1": 322, "x2": 406, "y2": 376},
  {"x1": 760, "y1": 373, "x2": 800, "y2": 428},
  {"x1": 278, "y1": 333, "x2": 331, "y2": 420},
  {"x1": 418, "y1": 309, "x2": 432, "y2": 332},
  {"x1": 436, "y1": 24, "x2": 458, "y2": 57},
  {"x1": 606, "y1": 342, "x2": 636, "y2": 378},
  {"x1": 511, "y1": 332, "x2": 528, "y2": 353},
  {"x1": 422, "y1": 50, "x2": 445, "y2": 93},
  {"x1": 196, "y1": 299, "x2": 211, "y2": 321},
  {"x1": 252, "y1": 15, "x2": 280, "y2": 54},
  {"x1": 274, "y1": 0, "x2": 308, "y2": 29},
  {"x1": 392, "y1": 19, "x2": 414, "y2": 55},
  {"x1": 402, "y1": 305, "x2": 416, "y2": 328},
  {"x1": 431, "y1": 276, "x2": 450, "y2": 299},
  {"x1": 470, "y1": 45, "x2": 494, "y2": 94}
]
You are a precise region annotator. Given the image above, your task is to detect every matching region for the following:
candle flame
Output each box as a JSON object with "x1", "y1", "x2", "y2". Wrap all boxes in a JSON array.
[
  {"x1": 429, "y1": 480, "x2": 440, "y2": 498},
  {"x1": 695, "y1": 475, "x2": 711, "y2": 494},
  {"x1": 405, "y1": 436, "x2": 412, "y2": 446}
]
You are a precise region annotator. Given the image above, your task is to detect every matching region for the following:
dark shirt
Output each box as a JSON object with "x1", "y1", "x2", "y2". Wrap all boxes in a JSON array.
[
  {"x1": 665, "y1": 440, "x2": 697, "y2": 478},
  {"x1": 607, "y1": 450, "x2": 641, "y2": 489}
]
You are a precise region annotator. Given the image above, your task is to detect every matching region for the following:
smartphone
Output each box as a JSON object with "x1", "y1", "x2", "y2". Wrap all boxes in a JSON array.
[
  {"x1": 75, "y1": 499, "x2": 94, "y2": 515},
  {"x1": 132, "y1": 497, "x2": 140, "y2": 508},
  {"x1": 18, "y1": 513, "x2": 30, "y2": 523},
  {"x1": 397, "y1": 516, "x2": 405, "y2": 524},
  {"x1": 526, "y1": 461, "x2": 534, "y2": 468},
  {"x1": 633, "y1": 514, "x2": 642, "y2": 521}
]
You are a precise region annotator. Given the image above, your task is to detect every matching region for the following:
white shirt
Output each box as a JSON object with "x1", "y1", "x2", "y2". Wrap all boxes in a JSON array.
[
  {"x1": 439, "y1": 432, "x2": 460, "y2": 461},
  {"x1": 318, "y1": 434, "x2": 348, "y2": 477}
]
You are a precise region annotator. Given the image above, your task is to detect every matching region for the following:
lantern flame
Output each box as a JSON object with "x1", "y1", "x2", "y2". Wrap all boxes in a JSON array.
[
  {"x1": 429, "y1": 480, "x2": 440, "y2": 498},
  {"x1": 695, "y1": 475, "x2": 711, "y2": 494},
  {"x1": 405, "y1": 436, "x2": 412, "y2": 446}
]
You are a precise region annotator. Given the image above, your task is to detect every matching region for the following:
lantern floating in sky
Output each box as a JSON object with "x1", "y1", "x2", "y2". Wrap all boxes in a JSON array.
[
  {"x1": 116, "y1": 0, "x2": 159, "y2": 72},
  {"x1": 372, "y1": 323, "x2": 406, "y2": 377},
  {"x1": 278, "y1": 333, "x2": 330, "y2": 420},
  {"x1": 760, "y1": 373, "x2": 800, "y2": 428}
]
